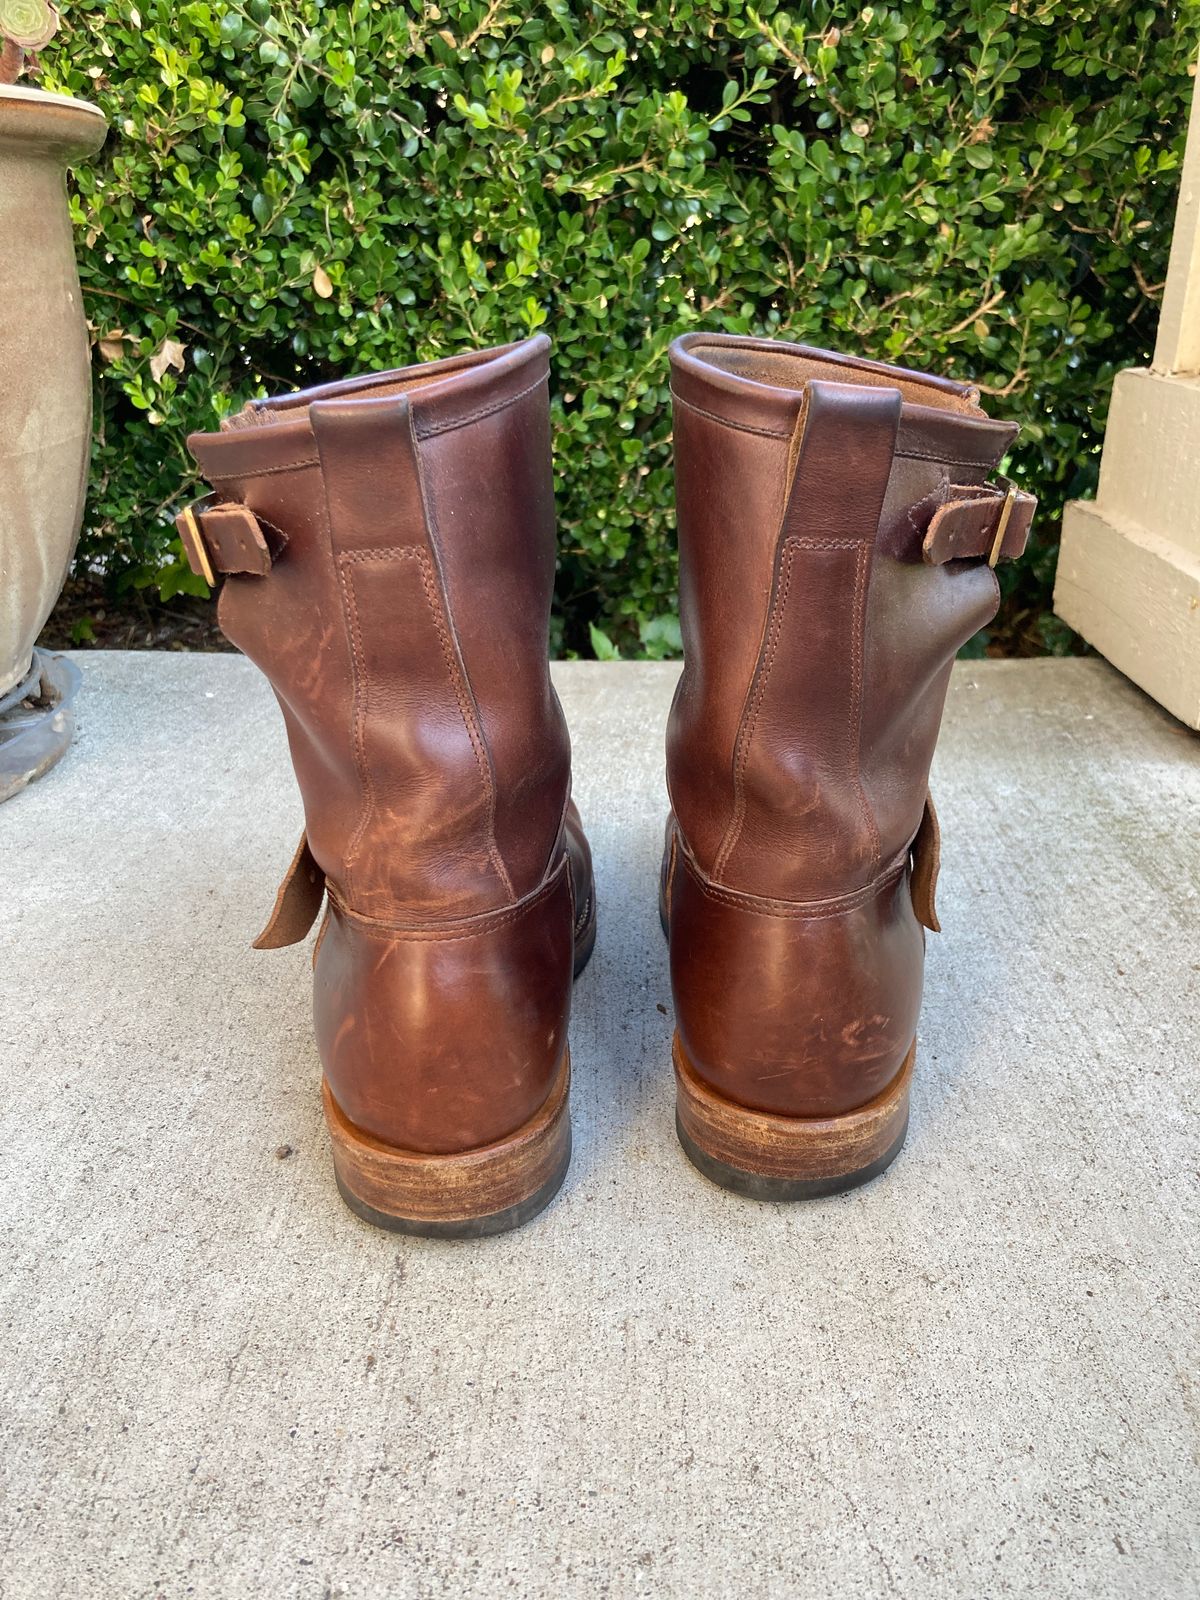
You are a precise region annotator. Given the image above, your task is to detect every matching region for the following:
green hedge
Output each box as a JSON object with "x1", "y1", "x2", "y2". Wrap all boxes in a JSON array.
[{"x1": 42, "y1": 0, "x2": 1200, "y2": 656}]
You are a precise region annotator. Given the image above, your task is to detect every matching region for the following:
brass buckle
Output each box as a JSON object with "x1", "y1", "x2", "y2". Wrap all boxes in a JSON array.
[
  {"x1": 177, "y1": 502, "x2": 216, "y2": 587},
  {"x1": 987, "y1": 478, "x2": 1018, "y2": 569}
]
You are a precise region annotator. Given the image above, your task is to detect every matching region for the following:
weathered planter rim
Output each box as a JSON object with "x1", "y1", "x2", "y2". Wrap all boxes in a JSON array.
[{"x1": 0, "y1": 82, "x2": 107, "y2": 159}]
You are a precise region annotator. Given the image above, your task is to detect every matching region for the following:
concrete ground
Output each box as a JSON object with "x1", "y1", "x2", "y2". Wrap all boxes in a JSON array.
[{"x1": 0, "y1": 652, "x2": 1197, "y2": 1600}]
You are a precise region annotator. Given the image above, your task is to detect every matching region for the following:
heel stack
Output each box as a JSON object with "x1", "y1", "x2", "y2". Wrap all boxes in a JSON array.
[
  {"x1": 322, "y1": 1054, "x2": 572, "y2": 1237},
  {"x1": 674, "y1": 1038, "x2": 913, "y2": 1200}
]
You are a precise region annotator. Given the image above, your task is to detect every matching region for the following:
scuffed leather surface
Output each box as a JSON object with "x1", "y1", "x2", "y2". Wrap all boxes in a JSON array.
[
  {"x1": 315, "y1": 855, "x2": 575, "y2": 1153},
  {"x1": 186, "y1": 337, "x2": 587, "y2": 1156},
  {"x1": 665, "y1": 332, "x2": 1023, "y2": 1120},
  {"x1": 667, "y1": 836, "x2": 924, "y2": 1118},
  {"x1": 715, "y1": 380, "x2": 901, "y2": 899}
]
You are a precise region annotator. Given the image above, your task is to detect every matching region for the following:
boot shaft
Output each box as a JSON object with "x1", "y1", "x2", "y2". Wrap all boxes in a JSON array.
[
  {"x1": 667, "y1": 333, "x2": 1033, "y2": 902},
  {"x1": 183, "y1": 336, "x2": 570, "y2": 922},
  {"x1": 178, "y1": 339, "x2": 590, "y2": 1174},
  {"x1": 663, "y1": 333, "x2": 1035, "y2": 1142}
]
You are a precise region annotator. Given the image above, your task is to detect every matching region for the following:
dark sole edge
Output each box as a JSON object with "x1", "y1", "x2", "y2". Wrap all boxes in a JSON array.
[
  {"x1": 572, "y1": 899, "x2": 598, "y2": 979},
  {"x1": 675, "y1": 1111, "x2": 909, "y2": 1201},
  {"x1": 333, "y1": 1129, "x2": 572, "y2": 1239}
]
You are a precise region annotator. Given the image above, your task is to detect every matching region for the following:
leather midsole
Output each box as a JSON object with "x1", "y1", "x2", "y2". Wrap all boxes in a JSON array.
[
  {"x1": 673, "y1": 1036, "x2": 914, "y2": 1181},
  {"x1": 322, "y1": 1052, "x2": 571, "y2": 1223}
]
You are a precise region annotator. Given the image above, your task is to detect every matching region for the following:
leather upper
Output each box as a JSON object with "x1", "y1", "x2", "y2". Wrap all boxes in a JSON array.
[
  {"x1": 664, "y1": 333, "x2": 1034, "y2": 1117},
  {"x1": 183, "y1": 337, "x2": 587, "y2": 1153}
]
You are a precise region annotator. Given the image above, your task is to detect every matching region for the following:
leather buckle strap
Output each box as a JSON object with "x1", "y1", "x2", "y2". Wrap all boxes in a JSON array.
[
  {"x1": 922, "y1": 475, "x2": 1035, "y2": 567},
  {"x1": 175, "y1": 495, "x2": 284, "y2": 582}
]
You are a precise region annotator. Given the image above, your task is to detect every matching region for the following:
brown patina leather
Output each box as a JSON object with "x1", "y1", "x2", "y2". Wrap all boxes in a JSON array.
[
  {"x1": 182, "y1": 336, "x2": 592, "y2": 1156},
  {"x1": 663, "y1": 332, "x2": 1034, "y2": 1120}
]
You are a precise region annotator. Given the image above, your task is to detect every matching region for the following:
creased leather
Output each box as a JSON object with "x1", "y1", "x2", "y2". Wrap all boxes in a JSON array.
[
  {"x1": 315, "y1": 854, "x2": 575, "y2": 1155},
  {"x1": 664, "y1": 332, "x2": 1026, "y2": 1119},
  {"x1": 715, "y1": 380, "x2": 902, "y2": 898},
  {"x1": 668, "y1": 839, "x2": 924, "y2": 1118},
  {"x1": 184, "y1": 336, "x2": 590, "y2": 1153}
]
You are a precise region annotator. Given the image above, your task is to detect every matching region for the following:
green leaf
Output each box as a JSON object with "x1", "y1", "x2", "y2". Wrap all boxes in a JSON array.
[
  {"x1": 589, "y1": 623, "x2": 620, "y2": 661},
  {"x1": 40, "y1": 0, "x2": 1196, "y2": 660}
]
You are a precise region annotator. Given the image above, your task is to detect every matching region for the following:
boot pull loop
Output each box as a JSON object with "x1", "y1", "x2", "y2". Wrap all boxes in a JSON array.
[
  {"x1": 176, "y1": 495, "x2": 286, "y2": 583},
  {"x1": 909, "y1": 790, "x2": 941, "y2": 934},
  {"x1": 253, "y1": 831, "x2": 326, "y2": 949},
  {"x1": 922, "y1": 475, "x2": 1036, "y2": 567}
]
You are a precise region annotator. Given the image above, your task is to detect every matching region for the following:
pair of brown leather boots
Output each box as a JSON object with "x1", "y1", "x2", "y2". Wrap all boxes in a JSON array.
[{"x1": 177, "y1": 332, "x2": 1034, "y2": 1237}]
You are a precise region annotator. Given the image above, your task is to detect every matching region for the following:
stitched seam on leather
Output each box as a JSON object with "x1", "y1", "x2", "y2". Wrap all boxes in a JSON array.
[
  {"x1": 849, "y1": 541, "x2": 882, "y2": 874},
  {"x1": 405, "y1": 431, "x2": 516, "y2": 905},
  {"x1": 327, "y1": 852, "x2": 568, "y2": 938},
  {"x1": 341, "y1": 543, "x2": 512, "y2": 900},
  {"x1": 685, "y1": 846, "x2": 909, "y2": 922},
  {"x1": 431, "y1": 598, "x2": 516, "y2": 904},
  {"x1": 204, "y1": 455, "x2": 321, "y2": 481},
  {"x1": 713, "y1": 537, "x2": 796, "y2": 881},
  {"x1": 894, "y1": 448, "x2": 1003, "y2": 468},
  {"x1": 414, "y1": 372, "x2": 547, "y2": 438},
  {"x1": 337, "y1": 553, "x2": 420, "y2": 903},
  {"x1": 714, "y1": 534, "x2": 869, "y2": 884},
  {"x1": 670, "y1": 389, "x2": 792, "y2": 439},
  {"x1": 340, "y1": 546, "x2": 411, "y2": 562}
]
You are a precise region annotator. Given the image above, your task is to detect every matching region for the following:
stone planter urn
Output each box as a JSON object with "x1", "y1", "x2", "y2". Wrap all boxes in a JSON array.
[{"x1": 0, "y1": 81, "x2": 106, "y2": 800}]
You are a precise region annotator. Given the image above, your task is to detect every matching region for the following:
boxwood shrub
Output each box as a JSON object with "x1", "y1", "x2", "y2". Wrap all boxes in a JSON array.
[{"x1": 40, "y1": 0, "x2": 1200, "y2": 655}]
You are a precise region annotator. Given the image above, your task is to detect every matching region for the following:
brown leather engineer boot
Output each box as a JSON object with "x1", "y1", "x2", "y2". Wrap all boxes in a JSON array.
[
  {"x1": 177, "y1": 336, "x2": 595, "y2": 1236},
  {"x1": 662, "y1": 333, "x2": 1035, "y2": 1199}
]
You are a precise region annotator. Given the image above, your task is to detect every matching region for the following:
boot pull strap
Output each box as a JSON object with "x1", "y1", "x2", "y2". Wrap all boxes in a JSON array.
[
  {"x1": 922, "y1": 475, "x2": 1035, "y2": 567},
  {"x1": 175, "y1": 496, "x2": 286, "y2": 584},
  {"x1": 909, "y1": 789, "x2": 941, "y2": 934},
  {"x1": 253, "y1": 831, "x2": 326, "y2": 949}
]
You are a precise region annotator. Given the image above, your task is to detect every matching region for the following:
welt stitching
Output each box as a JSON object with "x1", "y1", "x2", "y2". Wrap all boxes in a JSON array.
[
  {"x1": 204, "y1": 454, "x2": 321, "y2": 481},
  {"x1": 849, "y1": 542, "x2": 882, "y2": 872},
  {"x1": 714, "y1": 537, "x2": 796, "y2": 881},
  {"x1": 669, "y1": 389, "x2": 792, "y2": 439},
  {"x1": 415, "y1": 372, "x2": 547, "y2": 438}
]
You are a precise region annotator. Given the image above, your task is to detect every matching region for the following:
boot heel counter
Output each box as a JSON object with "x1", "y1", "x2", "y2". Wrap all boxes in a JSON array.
[
  {"x1": 314, "y1": 854, "x2": 576, "y2": 1155},
  {"x1": 666, "y1": 841, "x2": 923, "y2": 1119}
]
